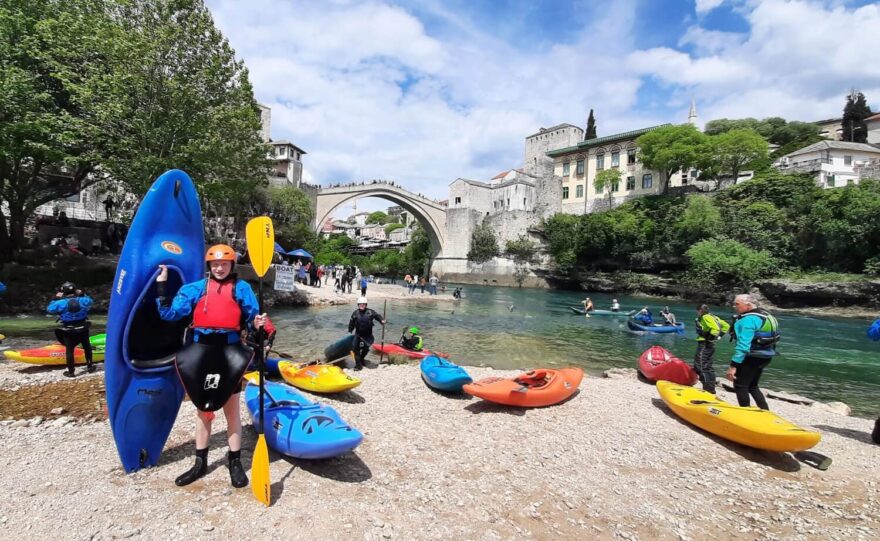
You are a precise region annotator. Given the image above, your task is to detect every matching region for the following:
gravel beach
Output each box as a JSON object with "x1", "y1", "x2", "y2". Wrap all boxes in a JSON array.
[{"x1": 0, "y1": 355, "x2": 878, "y2": 541}]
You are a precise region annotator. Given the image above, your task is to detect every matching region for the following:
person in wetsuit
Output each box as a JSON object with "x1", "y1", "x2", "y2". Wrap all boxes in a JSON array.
[
  {"x1": 348, "y1": 296, "x2": 385, "y2": 370},
  {"x1": 156, "y1": 244, "x2": 268, "y2": 489},
  {"x1": 399, "y1": 326, "x2": 423, "y2": 352},
  {"x1": 47, "y1": 282, "x2": 94, "y2": 377}
]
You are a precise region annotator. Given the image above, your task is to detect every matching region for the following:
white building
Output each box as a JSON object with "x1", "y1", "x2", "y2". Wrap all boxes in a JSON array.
[
  {"x1": 448, "y1": 170, "x2": 538, "y2": 215},
  {"x1": 866, "y1": 112, "x2": 880, "y2": 145},
  {"x1": 775, "y1": 140, "x2": 880, "y2": 187},
  {"x1": 267, "y1": 139, "x2": 306, "y2": 188}
]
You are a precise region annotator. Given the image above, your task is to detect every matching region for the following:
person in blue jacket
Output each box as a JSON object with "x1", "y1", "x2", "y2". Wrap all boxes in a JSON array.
[
  {"x1": 726, "y1": 294, "x2": 780, "y2": 410},
  {"x1": 156, "y1": 244, "x2": 268, "y2": 489},
  {"x1": 47, "y1": 282, "x2": 94, "y2": 377},
  {"x1": 633, "y1": 307, "x2": 653, "y2": 326},
  {"x1": 0, "y1": 281, "x2": 6, "y2": 295},
  {"x1": 865, "y1": 317, "x2": 880, "y2": 444}
]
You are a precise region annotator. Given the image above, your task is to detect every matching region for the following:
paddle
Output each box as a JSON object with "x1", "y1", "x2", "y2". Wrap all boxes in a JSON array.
[
  {"x1": 243, "y1": 371, "x2": 280, "y2": 407},
  {"x1": 246, "y1": 216, "x2": 273, "y2": 507},
  {"x1": 270, "y1": 349, "x2": 346, "y2": 366},
  {"x1": 379, "y1": 299, "x2": 387, "y2": 364},
  {"x1": 793, "y1": 450, "x2": 832, "y2": 471}
]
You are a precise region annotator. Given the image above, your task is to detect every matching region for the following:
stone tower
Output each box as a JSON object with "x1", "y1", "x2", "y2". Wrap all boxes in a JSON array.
[{"x1": 523, "y1": 123, "x2": 584, "y2": 176}]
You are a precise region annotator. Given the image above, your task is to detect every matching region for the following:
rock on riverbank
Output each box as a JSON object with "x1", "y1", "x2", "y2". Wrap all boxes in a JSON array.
[{"x1": 0, "y1": 362, "x2": 877, "y2": 540}]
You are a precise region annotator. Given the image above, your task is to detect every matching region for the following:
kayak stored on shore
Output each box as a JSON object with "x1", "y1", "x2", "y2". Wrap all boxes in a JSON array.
[
  {"x1": 657, "y1": 380, "x2": 821, "y2": 452},
  {"x1": 372, "y1": 343, "x2": 446, "y2": 359},
  {"x1": 4, "y1": 344, "x2": 106, "y2": 365},
  {"x1": 638, "y1": 346, "x2": 698, "y2": 385},
  {"x1": 244, "y1": 377, "x2": 363, "y2": 459},
  {"x1": 464, "y1": 367, "x2": 583, "y2": 407},
  {"x1": 324, "y1": 335, "x2": 355, "y2": 362},
  {"x1": 104, "y1": 170, "x2": 201, "y2": 473},
  {"x1": 420, "y1": 356, "x2": 472, "y2": 392},
  {"x1": 278, "y1": 361, "x2": 361, "y2": 394},
  {"x1": 627, "y1": 320, "x2": 686, "y2": 334}
]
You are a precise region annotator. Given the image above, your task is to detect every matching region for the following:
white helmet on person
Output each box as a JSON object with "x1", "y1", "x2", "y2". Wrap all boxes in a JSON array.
[{"x1": 357, "y1": 296, "x2": 368, "y2": 305}]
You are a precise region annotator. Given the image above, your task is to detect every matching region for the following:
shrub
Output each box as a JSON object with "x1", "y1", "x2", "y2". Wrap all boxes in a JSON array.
[{"x1": 686, "y1": 238, "x2": 778, "y2": 288}]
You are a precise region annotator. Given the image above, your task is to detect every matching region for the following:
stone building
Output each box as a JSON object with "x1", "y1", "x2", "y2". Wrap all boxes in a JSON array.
[
  {"x1": 267, "y1": 139, "x2": 306, "y2": 188},
  {"x1": 774, "y1": 140, "x2": 880, "y2": 187}
]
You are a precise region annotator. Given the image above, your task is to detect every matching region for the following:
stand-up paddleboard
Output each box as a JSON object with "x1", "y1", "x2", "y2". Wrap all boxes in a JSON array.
[{"x1": 104, "y1": 170, "x2": 203, "y2": 473}]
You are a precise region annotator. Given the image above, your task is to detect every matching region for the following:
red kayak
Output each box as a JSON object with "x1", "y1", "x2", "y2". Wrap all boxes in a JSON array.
[
  {"x1": 371, "y1": 343, "x2": 446, "y2": 359},
  {"x1": 638, "y1": 346, "x2": 698, "y2": 385}
]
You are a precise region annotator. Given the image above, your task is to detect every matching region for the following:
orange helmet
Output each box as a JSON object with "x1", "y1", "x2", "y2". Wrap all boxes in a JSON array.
[{"x1": 205, "y1": 244, "x2": 235, "y2": 262}]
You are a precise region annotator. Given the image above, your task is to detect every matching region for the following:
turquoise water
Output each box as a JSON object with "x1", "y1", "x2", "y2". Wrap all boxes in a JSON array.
[{"x1": 269, "y1": 284, "x2": 880, "y2": 418}]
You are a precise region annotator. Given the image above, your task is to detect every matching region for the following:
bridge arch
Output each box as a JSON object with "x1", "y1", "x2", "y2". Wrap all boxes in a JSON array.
[{"x1": 312, "y1": 182, "x2": 447, "y2": 257}]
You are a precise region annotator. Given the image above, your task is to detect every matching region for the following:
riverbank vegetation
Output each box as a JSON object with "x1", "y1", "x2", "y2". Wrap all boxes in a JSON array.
[{"x1": 543, "y1": 172, "x2": 880, "y2": 289}]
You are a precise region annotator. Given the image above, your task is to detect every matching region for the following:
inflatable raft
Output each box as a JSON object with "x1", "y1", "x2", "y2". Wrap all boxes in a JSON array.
[{"x1": 627, "y1": 319, "x2": 686, "y2": 334}]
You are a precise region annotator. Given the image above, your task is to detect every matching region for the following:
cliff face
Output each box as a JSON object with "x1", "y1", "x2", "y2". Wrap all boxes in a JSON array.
[{"x1": 755, "y1": 279, "x2": 880, "y2": 308}]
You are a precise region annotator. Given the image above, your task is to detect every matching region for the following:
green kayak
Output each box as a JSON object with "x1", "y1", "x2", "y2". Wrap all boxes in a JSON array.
[{"x1": 571, "y1": 307, "x2": 635, "y2": 317}]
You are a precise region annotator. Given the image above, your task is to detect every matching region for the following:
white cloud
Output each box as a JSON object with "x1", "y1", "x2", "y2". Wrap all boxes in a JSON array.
[{"x1": 695, "y1": 0, "x2": 727, "y2": 14}]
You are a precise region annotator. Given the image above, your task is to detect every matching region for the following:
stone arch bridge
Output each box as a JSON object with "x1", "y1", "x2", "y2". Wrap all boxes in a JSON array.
[{"x1": 311, "y1": 181, "x2": 447, "y2": 256}]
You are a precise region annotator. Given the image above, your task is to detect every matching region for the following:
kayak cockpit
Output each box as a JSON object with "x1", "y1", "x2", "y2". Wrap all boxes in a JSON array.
[{"x1": 125, "y1": 266, "x2": 189, "y2": 370}]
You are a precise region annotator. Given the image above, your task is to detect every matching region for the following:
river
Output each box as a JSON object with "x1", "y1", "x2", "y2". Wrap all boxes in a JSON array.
[{"x1": 266, "y1": 284, "x2": 880, "y2": 418}]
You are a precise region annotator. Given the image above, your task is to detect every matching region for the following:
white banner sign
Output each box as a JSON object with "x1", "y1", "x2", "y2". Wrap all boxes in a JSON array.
[{"x1": 273, "y1": 264, "x2": 297, "y2": 292}]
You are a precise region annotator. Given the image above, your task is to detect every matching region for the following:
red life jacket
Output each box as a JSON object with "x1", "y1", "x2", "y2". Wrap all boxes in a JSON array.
[{"x1": 192, "y1": 279, "x2": 242, "y2": 331}]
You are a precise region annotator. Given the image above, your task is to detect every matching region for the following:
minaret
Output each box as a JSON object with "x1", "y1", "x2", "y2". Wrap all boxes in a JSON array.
[{"x1": 688, "y1": 98, "x2": 697, "y2": 126}]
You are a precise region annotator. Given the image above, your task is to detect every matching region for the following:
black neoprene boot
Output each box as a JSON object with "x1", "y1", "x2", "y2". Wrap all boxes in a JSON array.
[
  {"x1": 86, "y1": 361, "x2": 96, "y2": 373},
  {"x1": 872, "y1": 417, "x2": 879, "y2": 445},
  {"x1": 63, "y1": 370, "x2": 75, "y2": 378},
  {"x1": 227, "y1": 450, "x2": 248, "y2": 488},
  {"x1": 175, "y1": 448, "x2": 208, "y2": 486}
]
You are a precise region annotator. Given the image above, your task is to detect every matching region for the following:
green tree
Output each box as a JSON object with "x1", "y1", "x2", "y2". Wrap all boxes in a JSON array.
[
  {"x1": 636, "y1": 124, "x2": 709, "y2": 194},
  {"x1": 403, "y1": 222, "x2": 432, "y2": 274},
  {"x1": 842, "y1": 90, "x2": 872, "y2": 143},
  {"x1": 593, "y1": 168, "x2": 621, "y2": 209},
  {"x1": 366, "y1": 211, "x2": 389, "y2": 224},
  {"x1": 467, "y1": 222, "x2": 499, "y2": 263},
  {"x1": 674, "y1": 195, "x2": 721, "y2": 248},
  {"x1": 542, "y1": 213, "x2": 580, "y2": 269},
  {"x1": 709, "y1": 129, "x2": 769, "y2": 188},
  {"x1": 686, "y1": 238, "x2": 778, "y2": 288},
  {"x1": 584, "y1": 109, "x2": 597, "y2": 140},
  {"x1": 384, "y1": 222, "x2": 404, "y2": 236}
]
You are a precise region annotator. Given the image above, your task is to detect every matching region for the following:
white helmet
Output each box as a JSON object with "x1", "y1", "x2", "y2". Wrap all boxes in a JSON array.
[{"x1": 357, "y1": 296, "x2": 368, "y2": 305}]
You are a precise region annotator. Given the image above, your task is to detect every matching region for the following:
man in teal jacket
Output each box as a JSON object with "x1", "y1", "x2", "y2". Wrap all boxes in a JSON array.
[
  {"x1": 726, "y1": 294, "x2": 779, "y2": 410},
  {"x1": 865, "y1": 317, "x2": 880, "y2": 444}
]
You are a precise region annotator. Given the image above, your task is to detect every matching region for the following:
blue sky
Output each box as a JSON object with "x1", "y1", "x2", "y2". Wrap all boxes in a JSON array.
[{"x1": 206, "y1": 0, "x2": 880, "y2": 215}]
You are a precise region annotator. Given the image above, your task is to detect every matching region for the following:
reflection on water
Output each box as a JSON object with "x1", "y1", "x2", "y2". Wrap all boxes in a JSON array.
[{"x1": 268, "y1": 285, "x2": 880, "y2": 417}]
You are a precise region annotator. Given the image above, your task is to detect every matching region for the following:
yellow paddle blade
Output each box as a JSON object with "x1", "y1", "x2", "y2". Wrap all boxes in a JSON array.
[
  {"x1": 245, "y1": 216, "x2": 274, "y2": 277},
  {"x1": 251, "y1": 435, "x2": 271, "y2": 506},
  {"x1": 242, "y1": 371, "x2": 260, "y2": 385}
]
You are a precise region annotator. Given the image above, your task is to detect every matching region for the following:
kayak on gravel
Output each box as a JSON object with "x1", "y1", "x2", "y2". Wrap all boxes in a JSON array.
[
  {"x1": 638, "y1": 345, "x2": 698, "y2": 386},
  {"x1": 656, "y1": 380, "x2": 821, "y2": 452},
  {"x1": 463, "y1": 367, "x2": 583, "y2": 407},
  {"x1": 420, "y1": 356, "x2": 472, "y2": 392},
  {"x1": 4, "y1": 343, "x2": 106, "y2": 365},
  {"x1": 278, "y1": 360, "x2": 361, "y2": 394},
  {"x1": 372, "y1": 343, "x2": 446, "y2": 360}
]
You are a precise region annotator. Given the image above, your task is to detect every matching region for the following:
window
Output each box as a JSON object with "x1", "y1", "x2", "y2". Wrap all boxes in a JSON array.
[
  {"x1": 506, "y1": 198, "x2": 509, "y2": 207},
  {"x1": 642, "y1": 174, "x2": 653, "y2": 189},
  {"x1": 576, "y1": 184, "x2": 584, "y2": 198},
  {"x1": 681, "y1": 170, "x2": 688, "y2": 185},
  {"x1": 627, "y1": 149, "x2": 636, "y2": 165},
  {"x1": 626, "y1": 176, "x2": 635, "y2": 190},
  {"x1": 562, "y1": 162, "x2": 570, "y2": 176},
  {"x1": 576, "y1": 160, "x2": 584, "y2": 175},
  {"x1": 847, "y1": 179, "x2": 855, "y2": 186},
  {"x1": 612, "y1": 180, "x2": 619, "y2": 193},
  {"x1": 844, "y1": 155, "x2": 852, "y2": 166},
  {"x1": 65, "y1": 192, "x2": 81, "y2": 203},
  {"x1": 562, "y1": 187, "x2": 569, "y2": 199},
  {"x1": 596, "y1": 153, "x2": 605, "y2": 170},
  {"x1": 826, "y1": 174, "x2": 835, "y2": 187},
  {"x1": 523, "y1": 198, "x2": 527, "y2": 206},
  {"x1": 454, "y1": 196, "x2": 461, "y2": 204},
  {"x1": 611, "y1": 151, "x2": 620, "y2": 168}
]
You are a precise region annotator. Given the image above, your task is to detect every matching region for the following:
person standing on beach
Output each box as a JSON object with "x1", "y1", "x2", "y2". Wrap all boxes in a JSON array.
[
  {"x1": 47, "y1": 282, "x2": 94, "y2": 377},
  {"x1": 155, "y1": 245, "x2": 268, "y2": 489},
  {"x1": 429, "y1": 274, "x2": 439, "y2": 295},
  {"x1": 693, "y1": 304, "x2": 729, "y2": 394},
  {"x1": 727, "y1": 294, "x2": 779, "y2": 410},
  {"x1": 410, "y1": 274, "x2": 418, "y2": 295},
  {"x1": 360, "y1": 275, "x2": 368, "y2": 296},
  {"x1": 865, "y1": 316, "x2": 880, "y2": 444},
  {"x1": 348, "y1": 297, "x2": 385, "y2": 370},
  {"x1": 419, "y1": 276, "x2": 426, "y2": 294}
]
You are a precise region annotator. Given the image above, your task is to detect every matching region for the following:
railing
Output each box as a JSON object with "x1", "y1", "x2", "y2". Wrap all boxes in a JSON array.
[{"x1": 776, "y1": 158, "x2": 832, "y2": 171}]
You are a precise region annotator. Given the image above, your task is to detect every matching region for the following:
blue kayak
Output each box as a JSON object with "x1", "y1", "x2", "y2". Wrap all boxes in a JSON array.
[
  {"x1": 104, "y1": 170, "x2": 202, "y2": 473},
  {"x1": 420, "y1": 355, "x2": 473, "y2": 392},
  {"x1": 248, "y1": 356, "x2": 282, "y2": 377},
  {"x1": 627, "y1": 319, "x2": 686, "y2": 335},
  {"x1": 245, "y1": 379, "x2": 363, "y2": 459}
]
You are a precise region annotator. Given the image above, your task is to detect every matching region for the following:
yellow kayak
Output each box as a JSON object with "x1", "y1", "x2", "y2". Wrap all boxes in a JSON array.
[
  {"x1": 278, "y1": 361, "x2": 361, "y2": 394},
  {"x1": 4, "y1": 344, "x2": 106, "y2": 366},
  {"x1": 657, "y1": 380, "x2": 820, "y2": 452}
]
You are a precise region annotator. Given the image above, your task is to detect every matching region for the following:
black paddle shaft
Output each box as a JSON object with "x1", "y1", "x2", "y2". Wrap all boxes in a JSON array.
[{"x1": 258, "y1": 278, "x2": 265, "y2": 435}]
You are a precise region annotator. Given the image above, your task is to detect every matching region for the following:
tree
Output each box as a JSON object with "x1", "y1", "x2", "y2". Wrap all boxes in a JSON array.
[
  {"x1": 686, "y1": 238, "x2": 778, "y2": 288},
  {"x1": 467, "y1": 222, "x2": 499, "y2": 263},
  {"x1": 709, "y1": 129, "x2": 768, "y2": 188},
  {"x1": 366, "y1": 211, "x2": 389, "y2": 224},
  {"x1": 842, "y1": 90, "x2": 872, "y2": 143},
  {"x1": 384, "y1": 222, "x2": 404, "y2": 236},
  {"x1": 505, "y1": 235, "x2": 538, "y2": 287},
  {"x1": 593, "y1": 169, "x2": 621, "y2": 209},
  {"x1": 403, "y1": 222, "x2": 432, "y2": 274},
  {"x1": 674, "y1": 195, "x2": 721, "y2": 248},
  {"x1": 636, "y1": 124, "x2": 709, "y2": 194},
  {"x1": 584, "y1": 109, "x2": 597, "y2": 140}
]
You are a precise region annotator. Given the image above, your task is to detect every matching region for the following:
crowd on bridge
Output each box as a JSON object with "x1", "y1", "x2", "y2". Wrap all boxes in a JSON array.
[{"x1": 321, "y1": 180, "x2": 440, "y2": 202}]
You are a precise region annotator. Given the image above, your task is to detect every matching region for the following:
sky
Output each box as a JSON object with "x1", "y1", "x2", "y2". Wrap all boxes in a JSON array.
[{"x1": 206, "y1": 0, "x2": 880, "y2": 216}]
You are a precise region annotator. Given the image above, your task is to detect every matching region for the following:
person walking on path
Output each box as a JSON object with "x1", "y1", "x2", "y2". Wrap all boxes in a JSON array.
[
  {"x1": 348, "y1": 297, "x2": 385, "y2": 370},
  {"x1": 693, "y1": 304, "x2": 730, "y2": 394},
  {"x1": 727, "y1": 294, "x2": 780, "y2": 410},
  {"x1": 429, "y1": 274, "x2": 439, "y2": 295},
  {"x1": 155, "y1": 245, "x2": 268, "y2": 489},
  {"x1": 47, "y1": 282, "x2": 94, "y2": 377},
  {"x1": 865, "y1": 316, "x2": 880, "y2": 444},
  {"x1": 360, "y1": 275, "x2": 368, "y2": 296}
]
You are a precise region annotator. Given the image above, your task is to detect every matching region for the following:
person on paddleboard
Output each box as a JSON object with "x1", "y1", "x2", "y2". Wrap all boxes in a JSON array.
[
  {"x1": 865, "y1": 316, "x2": 880, "y2": 444},
  {"x1": 348, "y1": 296, "x2": 385, "y2": 370},
  {"x1": 155, "y1": 244, "x2": 268, "y2": 489},
  {"x1": 581, "y1": 297, "x2": 594, "y2": 313},
  {"x1": 610, "y1": 299, "x2": 620, "y2": 312},
  {"x1": 727, "y1": 294, "x2": 779, "y2": 410},
  {"x1": 47, "y1": 281, "x2": 94, "y2": 377}
]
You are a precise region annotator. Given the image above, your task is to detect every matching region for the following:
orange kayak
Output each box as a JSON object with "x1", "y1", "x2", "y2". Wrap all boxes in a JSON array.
[{"x1": 463, "y1": 368, "x2": 583, "y2": 407}]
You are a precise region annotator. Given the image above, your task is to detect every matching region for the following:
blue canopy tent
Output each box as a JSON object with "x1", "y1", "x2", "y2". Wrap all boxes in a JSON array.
[
  {"x1": 274, "y1": 242, "x2": 286, "y2": 254},
  {"x1": 288, "y1": 248, "x2": 313, "y2": 259}
]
